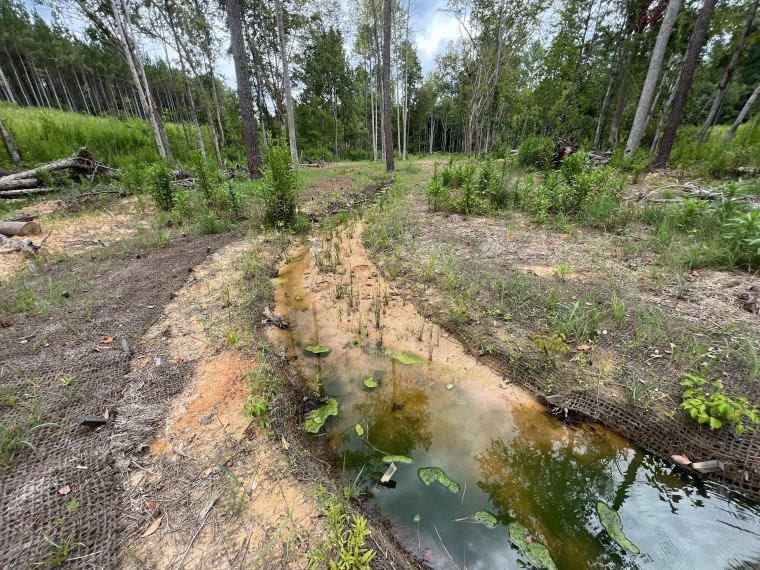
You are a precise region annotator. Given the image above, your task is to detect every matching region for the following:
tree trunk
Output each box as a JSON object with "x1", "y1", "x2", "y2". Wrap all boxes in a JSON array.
[
  {"x1": 0, "y1": 65, "x2": 17, "y2": 105},
  {"x1": 594, "y1": 47, "x2": 625, "y2": 149},
  {"x1": 370, "y1": 61, "x2": 378, "y2": 161},
  {"x1": 625, "y1": 0, "x2": 682, "y2": 157},
  {"x1": 698, "y1": 0, "x2": 759, "y2": 142},
  {"x1": 0, "y1": 119, "x2": 21, "y2": 165},
  {"x1": 273, "y1": 0, "x2": 298, "y2": 165},
  {"x1": 608, "y1": 68, "x2": 629, "y2": 146},
  {"x1": 225, "y1": 0, "x2": 261, "y2": 177},
  {"x1": 654, "y1": 0, "x2": 718, "y2": 168},
  {"x1": 382, "y1": 0, "x2": 395, "y2": 171},
  {"x1": 725, "y1": 82, "x2": 760, "y2": 142}
]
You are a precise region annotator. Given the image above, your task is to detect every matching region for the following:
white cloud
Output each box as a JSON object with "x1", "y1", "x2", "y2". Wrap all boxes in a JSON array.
[{"x1": 415, "y1": 11, "x2": 461, "y2": 73}]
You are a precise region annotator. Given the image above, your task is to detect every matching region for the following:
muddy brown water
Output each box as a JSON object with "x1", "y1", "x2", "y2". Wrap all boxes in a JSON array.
[{"x1": 271, "y1": 227, "x2": 760, "y2": 570}]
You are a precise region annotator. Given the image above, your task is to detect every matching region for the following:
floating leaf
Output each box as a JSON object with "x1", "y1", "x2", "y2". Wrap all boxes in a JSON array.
[
  {"x1": 471, "y1": 510, "x2": 498, "y2": 529},
  {"x1": 596, "y1": 502, "x2": 640, "y2": 555},
  {"x1": 305, "y1": 345, "x2": 330, "y2": 355},
  {"x1": 354, "y1": 424, "x2": 364, "y2": 436},
  {"x1": 385, "y1": 350, "x2": 423, "y2": 365},
  {"x1": 412, "y1": 513, "x2": 422, "y2": 523},
  {"x1": 141, "y1": 516, "x2": 162, "y2": 538},
  {"x1": 382, "y1": 455, "x2": 413, "y2": 464},
  {"x1": 508, "y1": 522, "x2": 558, "y2": 570},
  {"x1": 303, "y1": 398, "x2": 339, "y2": 433},
  {"x1": 446, "y1": 383, "x2": 454, "y2": 390},
  {"x1": 417, "y1": 467, "x2": 460, "y2": 493},
  {"x1": 363, "y1": 377, "x2": 379, "y2": 388}
]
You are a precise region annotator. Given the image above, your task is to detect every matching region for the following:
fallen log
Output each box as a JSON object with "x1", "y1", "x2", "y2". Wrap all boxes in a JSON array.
[
  {"x1": 0, "y1": 234, "x2": 39, "y2": 254},
  {"x1": 0, "y1": 147, "x2": 116, "y2": 187},
  {"x1": 0, "y1": 187, "x2": 57, "y2": 198},
  {"x1": 0, "y1": 221, "x2": 41, "y2": 237},
  {"x1": 0, "y1": 177, "x2": 39, "y2": 192}
]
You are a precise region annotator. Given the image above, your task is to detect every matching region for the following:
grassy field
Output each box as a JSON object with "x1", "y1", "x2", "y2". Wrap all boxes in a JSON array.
[{"x1": 0, "y1": 102, "x2": 243, "y2": 169}]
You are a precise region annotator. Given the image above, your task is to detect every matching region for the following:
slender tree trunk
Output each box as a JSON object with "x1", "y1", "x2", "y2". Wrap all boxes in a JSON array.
[
  {"x1": 382, "y1": 0, "x2": 394, "y2": 171},
  {"x1": 485, "y1": 3, "x2": 506, "y2": 155},
  {"x1": 594, "y1": 47, "x2": 625, "y2": 149},
  {"x1": 0, "y1": 64, "x2": 17, "y2": 105},
  {"x1": 651, "y1": 63, "x2": 681, "y2": 152},
  {"x1": 0, "y1": 118, "x2": 21, "y2": 165},
  {"x1": 273, "y1": 0, "x2": 298, "y2": 165},
  {"x1": 429, "y1": 116, "x2": 434, "y2": 154},
  {"x1": 209, "y1": 68, "x2": 226, "y2": 147},
  {"x1": 5, "y1": 49, "x2": 30, "y2": 107},
  {"x1": 654, "y1": 0, "x2": 718, "y2": 167},
  {"x1": 725, "y1": 83, "x2": 760, "y2": 142},
  {"x1": 333, "y1": 91, "x2": 339, "y2": 158},
  {"x1": 609, "y1": 67, "x2": 629, "y2": 146},
  {"x1": 625, "y1": 0, "x2": 682, "y2": 157},
  {"x1": 225, "y1": 0, "x2": 261, "y2": 177},
  {"x1": 370, "y1": 62, "x2": 378, "y2": 161},
  {"x1": 698, "y1": 0, "x2": 758, "y2": 142}
]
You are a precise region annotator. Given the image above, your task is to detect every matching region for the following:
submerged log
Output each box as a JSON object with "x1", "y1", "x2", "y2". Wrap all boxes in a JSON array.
[{"x1": 0, "y1": 221, "x2": 41, "y2": 237}]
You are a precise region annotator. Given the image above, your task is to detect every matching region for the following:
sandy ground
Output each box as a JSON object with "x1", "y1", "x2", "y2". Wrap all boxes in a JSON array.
[{"x1": 120, "y1": 239, "x2": 325, "y2": 569}]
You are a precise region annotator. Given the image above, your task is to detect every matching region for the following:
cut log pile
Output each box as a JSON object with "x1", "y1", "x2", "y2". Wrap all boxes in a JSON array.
[{"x1": 0, "y1": 214, "x2": 46, "y2": 255}]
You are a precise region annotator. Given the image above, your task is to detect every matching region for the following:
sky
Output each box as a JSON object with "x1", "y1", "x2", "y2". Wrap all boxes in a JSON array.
[{"x1": 24, "y1": 0, "x2": 462, "y2": 84}]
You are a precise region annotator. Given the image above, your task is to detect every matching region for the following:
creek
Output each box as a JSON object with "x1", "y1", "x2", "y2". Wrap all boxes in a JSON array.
[{"x1": 271, "y1": 225, "x2": 760, "y2": 570}]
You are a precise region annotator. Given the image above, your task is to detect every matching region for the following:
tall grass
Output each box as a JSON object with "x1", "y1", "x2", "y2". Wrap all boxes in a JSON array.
[
  {"x1": 0, "y1": 102, "x2": 239, "y2": 168},
  {"x1": 671, "y1": 117, "x2": 760, "y2": 177}
]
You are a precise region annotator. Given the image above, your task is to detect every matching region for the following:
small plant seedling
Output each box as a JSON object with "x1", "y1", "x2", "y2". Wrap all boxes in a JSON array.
[
  {"x1": 680, "y1": 372, "x2": 759, "y2": 434},
  {"x1": 227, "y1": 331, "x2": 240, "y2": 347},
  {"x1": 65, "y1": 498, "x2": 80, "y2": 513},
  {"x1": 59, "y1": 374, "x2": 77, "y2": 388}
]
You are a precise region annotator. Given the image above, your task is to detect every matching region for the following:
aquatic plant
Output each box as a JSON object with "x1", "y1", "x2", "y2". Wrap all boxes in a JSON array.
[
  {"x1": 363, "y1": 377, "x2": 379, "y2": 389},
  {"x1": 305, "y1": 344, "x2": 331, "y2": 355},
  {"x1": 507, "y1": 522, "x2": 558, "y2": 570},
  {"x1": 303, "y1": 398, "x2": 339, "y2": 433},
  {"x1": 417, "y1": 467, "x2": 460, "y2": 493},
  {"x1": 382, "y1": 455, "x2": 413, "y2": 464},
  {"x1": 596, "y1": 502, "x2": 640, "y2": 555},
  {"x1": 385, "y1": 350, "x2": 423, "y2": 365},
  {"x1": 354, "y1": 424, "x2": 364, "y2": 436}
]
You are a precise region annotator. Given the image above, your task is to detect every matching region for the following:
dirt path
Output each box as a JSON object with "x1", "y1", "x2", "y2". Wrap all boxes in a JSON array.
[{"x1": 120, "y1": 239, "x2": 325, "y2": 569}]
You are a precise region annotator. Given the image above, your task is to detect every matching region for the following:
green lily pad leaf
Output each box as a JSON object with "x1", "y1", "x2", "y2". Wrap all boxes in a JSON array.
[
  {"x1": 354, "y1": 423, "x2": 364, "y2": 436},
  {"x1": 382, "y1": 455, "x2": 413, "y2": 464},
  {"x1": 363, "y1": 377, "x2": 379, "y2": 388},
  {"x1": 508, "y1": 522, "x2": 558, "y2": 570},
  {"x1": 385, "y1": 350, "x2": 423, "y2": 365},
  {"x1": 471, "y1": 510, "x2": 498, "y2": 529},
  {"x1": 412, "y1": 513, "x2": 421, "y2": 523},
  {"x1": 305, "y1": 345, "x2": 331, "y2": 355},
  {"x1": 446, "y1": 383, "x2": 454, "y2": 390},
  {"x1": 303, "y1": 398, "x2": 338, "y2": 433},
  {"x1": 417, "y1": 467, "x2": 460, "y2": 493},
  {"x1": 596, "y1": 502, "x2": 640, "y2": 554}
]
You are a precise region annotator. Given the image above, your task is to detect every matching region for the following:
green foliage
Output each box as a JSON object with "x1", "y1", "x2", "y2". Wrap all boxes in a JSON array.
[
  {"x1": 146, "y1": 162, "x2": 175, "y2": 211},
  {"x1": 517, "y1": 136, "x2": 553, "y2": 170},
  {"x1": 243, "y1": 362, "x2": 281, "y2": 429},
  {"x1": 680, "y1": 372, "x2": 759, "y2": 434},
  {"x1": 722, "y1": 211, "x2": 760, "y2": 269},
  {"x1": 308, "y1": 487, "x2": 375, "y2": 570},
  {"x1": 0, "y1": 403, "x2": 54, "y2": 469},
  {"x1": 303, "y1": 397, "x2": 339, "y2": 433},
  {"x1": 262, "y1": 142, "x2": 299, "y2": 228},
  {"x1": 417, "y1": 467, "x2": 461, "y2": 493}
]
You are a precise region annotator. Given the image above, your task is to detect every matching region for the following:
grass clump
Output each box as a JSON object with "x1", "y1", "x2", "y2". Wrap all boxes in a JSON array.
[
  {"x1": 308, "y1": 486, "x2": 375, "y2": 570},
  {"x1": 242, "y1": 361, "x2": 281, "y2": 429}
]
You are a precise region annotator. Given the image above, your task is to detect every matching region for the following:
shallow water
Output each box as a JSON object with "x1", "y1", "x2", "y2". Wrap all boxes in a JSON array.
[{"x1": 272, "y1": 231, "x2": 760, "y2": 570}]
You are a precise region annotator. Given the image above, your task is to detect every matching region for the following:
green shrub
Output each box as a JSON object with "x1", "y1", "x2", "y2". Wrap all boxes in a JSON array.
[
  {"x1": 517, "y1": 136, "x2": 553, "y2": 170},
  {"x1": 722, "y1": 211, "x2": 760, "y2": 269},
  {"x1": 146, "y1": 163, "x2": 175, "y2": 211},
  {"x1": 680, "y1": 372, "x2": 759, "y2": 434},
  {"x1": 262, "y1": 142, "x2": 299, "y2": 228},
  {"x1": 425, "y1": 166, "x2": 450, "y2": 211}
]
